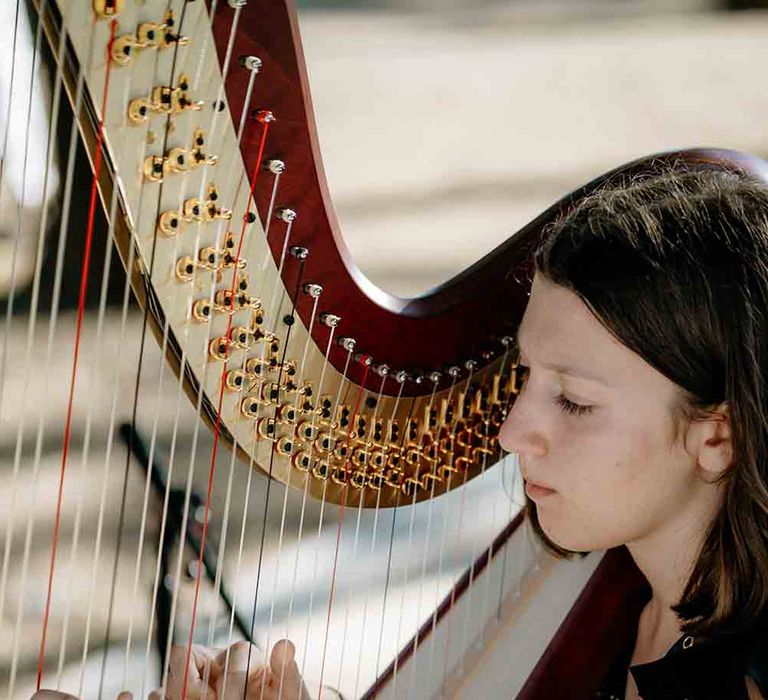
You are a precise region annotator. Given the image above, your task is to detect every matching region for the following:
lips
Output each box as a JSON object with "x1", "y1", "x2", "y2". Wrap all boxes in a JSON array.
[{"x1": 526, "y1": 479, "x2": 555, "y2": 491}]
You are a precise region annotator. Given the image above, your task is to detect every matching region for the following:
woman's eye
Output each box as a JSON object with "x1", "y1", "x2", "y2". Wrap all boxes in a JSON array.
[
  {"x1": 555, "y1": 394, "x2": 593, "y2": 416},
  {"x1": 516, "y1": 363, "x2": 593, "y2": 417}
]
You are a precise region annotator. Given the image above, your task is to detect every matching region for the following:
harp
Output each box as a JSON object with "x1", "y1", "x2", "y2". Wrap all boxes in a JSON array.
[{"x1": 2, "y1": 0, "x2": 765, "y2": 697}]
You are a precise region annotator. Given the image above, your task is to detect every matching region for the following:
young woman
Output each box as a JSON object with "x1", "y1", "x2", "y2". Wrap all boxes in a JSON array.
[
  {"x1": 34, "y1": 165, "x2": 768, "y2": 699},
  {"x1": 499, "y1": 165, "x2": 768, "y2": 699}
]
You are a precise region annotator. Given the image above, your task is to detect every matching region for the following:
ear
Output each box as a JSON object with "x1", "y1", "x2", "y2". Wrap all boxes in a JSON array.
[{"x1": 686, "y1": 402, "x2": 733, "y2": 478}]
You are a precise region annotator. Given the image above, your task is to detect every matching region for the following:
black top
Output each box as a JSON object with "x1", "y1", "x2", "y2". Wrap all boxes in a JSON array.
[{"x1": 595, "y1": 622, "x2": 768, "y2": 700}]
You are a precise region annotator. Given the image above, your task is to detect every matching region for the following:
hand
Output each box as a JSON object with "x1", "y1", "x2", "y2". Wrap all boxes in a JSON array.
[{"x1": 152, "y1": 639, "x2": 311, "y2": 700}]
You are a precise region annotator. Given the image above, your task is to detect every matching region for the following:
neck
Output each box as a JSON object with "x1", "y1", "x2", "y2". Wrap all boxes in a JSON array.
[{"x1": 626, "y1": 484, "x2": 722, "y2": 648}]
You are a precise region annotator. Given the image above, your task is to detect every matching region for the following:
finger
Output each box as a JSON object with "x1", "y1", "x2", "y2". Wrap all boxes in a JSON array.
[
  {"x1": 269, "y1": 640, "x2": 311, "y2": 700},
  {"x1": 116, "y1": 693, "x2": 133, "y2": 700},
  {"x1": 30, "y1": 692, "x2": 79, "y2": 700},
  {"x1": 166, "y1": 644, "x2": 217, "y2": 699},
  {"x1": 214, "y1": 641, "x2": 268, "y2": 700},
  {"x1": 147, "y1": 691, "x2": 165, "y2": 700}
]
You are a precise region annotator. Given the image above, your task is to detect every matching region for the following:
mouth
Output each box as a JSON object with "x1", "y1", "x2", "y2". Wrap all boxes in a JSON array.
[{"x1": 524, "y1": 479, "x2": 557, "y2": 500}]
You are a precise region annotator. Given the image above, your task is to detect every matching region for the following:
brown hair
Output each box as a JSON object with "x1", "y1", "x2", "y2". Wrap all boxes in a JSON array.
[{"x1": 527, "y1": 163, "x2": 768, "y2": 640}]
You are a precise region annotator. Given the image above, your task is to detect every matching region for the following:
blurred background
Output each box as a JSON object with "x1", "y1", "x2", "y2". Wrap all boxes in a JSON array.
[{"x1": 2, "y1": 0, "x2": 768, "y2": 698}]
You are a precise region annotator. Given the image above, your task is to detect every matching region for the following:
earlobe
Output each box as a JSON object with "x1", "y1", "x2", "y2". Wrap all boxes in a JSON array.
[{"x1": 695, "y1": 404, "x2": 733, "y2": 478}]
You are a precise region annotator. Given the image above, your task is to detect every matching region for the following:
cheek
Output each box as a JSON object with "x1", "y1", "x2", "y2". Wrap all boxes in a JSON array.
[{"x1": 535, "y1": 420, "x2": 675, "y2": 551}]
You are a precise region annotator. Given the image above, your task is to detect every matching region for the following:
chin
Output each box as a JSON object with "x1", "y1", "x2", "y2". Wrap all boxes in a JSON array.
[{"x1": 538, "y1": 516, "x2": 619, "y2": 554}]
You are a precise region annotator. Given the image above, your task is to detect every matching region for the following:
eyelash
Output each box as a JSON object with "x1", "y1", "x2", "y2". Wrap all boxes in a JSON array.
[{"x1": 515, "y1": 364, "x2": 594, "y2": 417}]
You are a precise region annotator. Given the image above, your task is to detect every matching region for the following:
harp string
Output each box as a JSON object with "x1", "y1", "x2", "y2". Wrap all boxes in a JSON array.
[
  {"x1": 467, "y1": 346, "x2": 514, "y2": 663},
  {"x1": 3, "y1": 4, "x2": 99, "y2": 693},
  {"x1": 314, "y1": 346, "x2": 365, "y2": 698},
  {"x1": 178, "y1": 108, "x2": 275, "y2": 698},
  {"x1": 438, "y1": 365, "x2": 479, "y2": 689},
  {"x1": 237, "y1": 257, "x2": 309, "y2": 696},
  {"x1": 252, "y1": 263, "x2": 313, "y2": 699},
  {"x1": 297, "y1": 344, "x2": 355, "y2": 685},
  {"x1": 403, "y1": 376, "x2": 443, "y2": 694},
  {"x1": 95, "y1": 1, "x2": 207, "y2": 694},
  {"x1": 0, "y1": 0, "x2": 64, "y2": 674},
  {"x1": 120, "y1": 2, "x2": 248, "y2": 687},
  {"x1": 275, "y1": 323, "x2": 338, "y2": 694},
  {"x1": 389, "y1": 372, "x2": 447, "y2": 696},
  {"x1": 257, "y1": 291, "x2": 322, "y2": 686},
  {"x1": 423, "y1": 370, "x2": 460, "y2": 687},
  {"x1": 54, "y1": 150, "x2": 124, "y2": 693},
  {"x1": 349, "y1": 372, "x2": 389, "y2": 698},
  {"x1": 371, "y1": 379, "x2": 406, "y2": 683},
  {"x1": 0, "y1": 0, "x2": 40, "y2": 619},
  {"x1": 0, "y1": 0, "x2": 24, "y2": 417},
  {"x1": 37, "y1": 16, "x2": 118, "y2": 692}
]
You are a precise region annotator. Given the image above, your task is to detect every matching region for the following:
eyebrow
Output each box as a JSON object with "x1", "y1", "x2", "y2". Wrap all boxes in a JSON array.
[{"x1": 515, "y1": 326, "x2": 614, "y2": 387}]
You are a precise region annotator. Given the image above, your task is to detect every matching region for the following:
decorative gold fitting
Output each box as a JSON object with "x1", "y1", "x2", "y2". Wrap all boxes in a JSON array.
[
  {"x1": 240, "y1": 396, "x2": 261, "y2": 420},
  {"x1": 278, "y1": 404, "x2": 297, "y2": 423},
  {"x1": 350, "y1": 470, "x2": 367, "y2": 489},
  {"x1": 94, "y1": 0, "x2": 123, "y2": 18},
  {"x1": 293, "y1": 451, "x2": 314, "y2": 473},
  {"x1": 192, "y1": 299, "x2": 212, "y2": 322},
  {"x1": 143, "y1": 132, "x2": 217, "y2": 182},
  {"x1": 438, "y1": 464, "x2": 460, "y2": 480},
  {"x1": 402, "y1": 477, "x2": 424, "y2": 497},
  {"x1": 331, "y1": 468, "x2": 349, "y2": 486},
  {"x1": 167, "y1": 147, "x2": 190, "y2": 173},
  {"x1": 198, "y1": 247, "x2": 219, "y2": 268},
  {"x1": 209, "y1": 337, "x2": 231, "y2": 362},
  {"x1": 258, "y1": 417, "x2": 277, "y2": 441},
  {"x1": 143, "y1": 155, "x2": 167, "y2": 182},
  {"x1": 312, "y1": 461, "x2": 330, "y2": 481},
  {"x1": 225, "y1": 369, "x2": 247, "y2": 392},
  {"x1": 370, "y1": 452, "x2": 386, "y2": 469},
  {"x1": 229, "y1": 326, "x2": 255, "y2": 349},
  {"x1": 423, "y1": 472, "x2": 443, "y2": 488},
  {"x1": 175, "y1": 256, "x2": 196, "y2": 282},
  {"x1": 454, "y1": 456, "x2": 473, "y2": 471},
  {"x1": 111, "y1": 35, "x2": 151, "y2": 67},
  {"x1": 261, "y1": 382, "x2": 281, "y2": 403},
  {"x1": 127, "y1": 97, "x2": 152, "y2": 124},
  {"x1": 334, "y1": 442, "x2": 351, "y2": 461},
  {"x1": 110, "y1": 11, "x2": 187, "y2": 66},
  {"x1": 298, "y1": 422, "x2": 318, "y2": 441},
  {"x1": 316, "y1": 433, "x2": 336, "y2": 454},
  {"x1": 368, "y1": 471, "x2": 385, "y2": 490},
  {"x1": 405, "y1": 448, "x2": 422, "y2": 466},
  {"x1": 385, "y1": 469, "x2": 404, "y2": 488},
  {"x1": 276, "y1": 437, "x2": 294, "y2": 456},
  {"x1": 351, "y1": 449, "x2": 368, "y2": 467},
  {"x1": 158, "y1": 211, "x2": 180, "y2": 236},
  {"x1": 183, "y1": 198, "x2": 205, "y2": 221}
]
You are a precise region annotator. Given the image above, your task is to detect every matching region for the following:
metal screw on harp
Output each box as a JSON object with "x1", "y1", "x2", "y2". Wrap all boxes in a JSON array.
[
  {"x1": 253, "y1": 109, "x2": 276, "y2": 124},
  {"x1": 339, "y1": 337, "x2": 356, "y2": 352},
  {"x1": 321, "y1": 313, "x2": 341, "y2": 328},
  {"x1": 303, "y1": 283, "x2": 323, "y2": 298},
  {"x1": 239, "y1": 55, "x2": 262, "y2": 72},
  {"x1": 266, "y1": 159, "x2": 286, "y2": 174},
  {"x1": 290, "y1": 246, "x2": 309, "y2": 260},
  {"x1": 277, "y1": 207, "x2": 297, "y2": 223}
]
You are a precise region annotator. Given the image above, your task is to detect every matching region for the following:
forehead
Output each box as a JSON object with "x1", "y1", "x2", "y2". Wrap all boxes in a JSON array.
[{"x1": 517, "y1": 274, "x2": 643, "y2": 386}]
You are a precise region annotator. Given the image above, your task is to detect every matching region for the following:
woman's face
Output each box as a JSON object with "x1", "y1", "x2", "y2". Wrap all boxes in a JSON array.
[{"x1": 498, "y1": 273, "x2": 702, "y2": 552}]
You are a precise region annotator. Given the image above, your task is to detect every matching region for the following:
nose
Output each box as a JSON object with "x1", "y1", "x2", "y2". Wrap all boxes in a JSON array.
[{"x1": 498, "y1": 391, "x2": 548, "y2": 458}]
